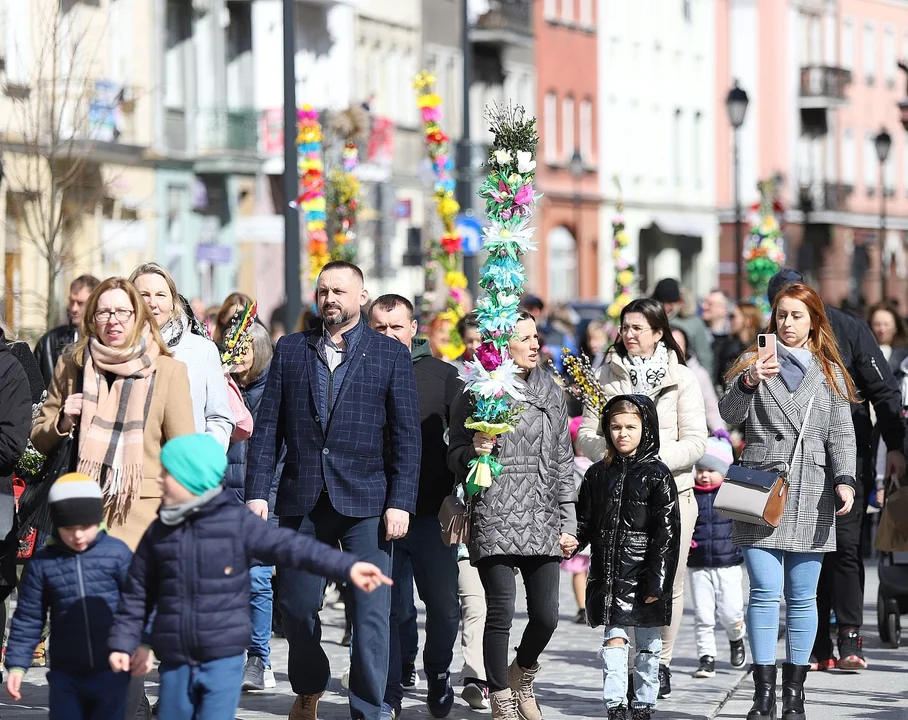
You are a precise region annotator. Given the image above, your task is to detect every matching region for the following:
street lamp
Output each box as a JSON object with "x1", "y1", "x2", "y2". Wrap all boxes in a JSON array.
[
  {"x1": 570, "y1": 148, "x2": 584, "y2": 249},
  {"x1": 726, "y1": 80, "x2": 749, "y2": 300},
  {"x1": 876, "y1": 127, "x2": 892, "y2": 301}
]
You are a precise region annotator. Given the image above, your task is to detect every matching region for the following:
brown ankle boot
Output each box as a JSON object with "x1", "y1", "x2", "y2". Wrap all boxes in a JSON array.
[
  {"x1": 288, "y1": 692, "x2": 323, "y2": 720},
  {"x1": 507, "y1": 659, "x2": 543, "y2": 720},
  {"x1": 491, "y1": 688, "x2": 520, "y2": 720}
]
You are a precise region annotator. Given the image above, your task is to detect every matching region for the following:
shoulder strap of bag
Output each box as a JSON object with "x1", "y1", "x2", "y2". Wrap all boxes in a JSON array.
[{"x1": 788, "y1": 395, "x2": 816, "y2": 473}]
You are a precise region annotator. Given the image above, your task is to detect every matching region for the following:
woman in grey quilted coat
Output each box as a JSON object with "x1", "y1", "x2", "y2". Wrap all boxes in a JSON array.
[
  {"x1": 719, "y1": 282, "x2": 857, "y2": 720},
  {"x1": 449, "y1": 311, "x2": 576, "y2": 720}
]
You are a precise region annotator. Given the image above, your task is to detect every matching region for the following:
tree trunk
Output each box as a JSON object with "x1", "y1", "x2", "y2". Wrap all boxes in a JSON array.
[{"x1": 45, "y1": 255, "x2": 59, "y2": 331}]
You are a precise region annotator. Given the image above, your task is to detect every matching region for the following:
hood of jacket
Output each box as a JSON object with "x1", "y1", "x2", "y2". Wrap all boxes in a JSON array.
[
  {"x1": 411, "y1": 337, "x2": 432, "y2": 363},
  {"x1": 602, "y1": 393, "x2": 660, "y2": 462}
]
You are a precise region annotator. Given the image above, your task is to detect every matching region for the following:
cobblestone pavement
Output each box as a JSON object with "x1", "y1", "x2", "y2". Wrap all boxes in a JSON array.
[{"x1": 1, "y1": 563, "x2": 906, "y2": 718}]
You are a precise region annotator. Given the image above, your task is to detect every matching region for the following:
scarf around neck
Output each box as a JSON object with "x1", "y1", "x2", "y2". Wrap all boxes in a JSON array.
[
  {"x1": 621, "y1": 341, "x2": 670, "y2": 395},
  {"x1": 78, "y1": 326, "x2": 159, "y2": 526},
  {"x1": 160, "y1": 314, "x2": 186, "y2": 348},
  {"x1": 159, "y1": 486, "x2": 223, "y2": 526},
  {"x1": 776, "y1": 343, "x2": 811, "y2": 393}
]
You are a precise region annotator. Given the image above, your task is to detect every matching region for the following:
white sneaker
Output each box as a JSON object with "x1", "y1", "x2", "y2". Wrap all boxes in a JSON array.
[{"x1": 264, "y1": 666, "x2": 276, "y2": 689}]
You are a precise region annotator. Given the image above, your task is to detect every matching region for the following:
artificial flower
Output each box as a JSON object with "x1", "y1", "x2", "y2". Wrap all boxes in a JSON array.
[
  {"x1": 475, "y1": 341, "x2": 503, "y2": 371},
  {"x1": 616, "y1": 269, "x2": 635, "y2": 288},
  {"x1": 494, "y1": 149, "x2": 512, "y2": 166},
  {"x1": 441, "y1": 234, "x2": 463, "y2": 255},
  {"x1": 459, "y1": 358, "x2": 527, "y2": 402},
  {"x1": 418, "y1": 93, "x2": 442, "y2": 108},
  {"x1": 516, "y1": 151, "x2": 536, "y2": 174},
  {"x1": 513, "y1": 184, "x2": 534, "y2": 206},
  {"x1": 482, "y1": 222, "x2": 536, "y2": 261},
  {"x1": 437, "y1": 195, "x2": 460, "y2": 217},
  {"x1": 615, "y1": 230, "x2": 629, "y2": 247},
  {"x1": 445, "y1": 270, "x2": 468, "y2": 289},
  {"x1": 479, "y1": 257, "x2": 527, "y2": 292},
  {"x1": 476, "y1": 301, "x2": 520, "y2": 336}
]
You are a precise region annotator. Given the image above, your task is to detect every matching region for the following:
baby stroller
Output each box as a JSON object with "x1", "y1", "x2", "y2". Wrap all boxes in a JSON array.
[{"x1": 875, "y1": 477, "x2": 908, "y2": 648}]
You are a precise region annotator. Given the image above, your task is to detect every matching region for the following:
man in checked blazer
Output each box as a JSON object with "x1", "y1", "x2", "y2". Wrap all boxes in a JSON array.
[{"x1": 246, "y1": 261, "x2": 421, "y2": 720}]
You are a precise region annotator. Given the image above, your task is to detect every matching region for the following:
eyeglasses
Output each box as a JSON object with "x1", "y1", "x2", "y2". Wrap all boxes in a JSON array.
[
  {"x1": 94, "y1": 309, "x2": 134, "y2": 323},
  {"x1": 620, "y1": 324, "x2": 652, "y2": 337}
]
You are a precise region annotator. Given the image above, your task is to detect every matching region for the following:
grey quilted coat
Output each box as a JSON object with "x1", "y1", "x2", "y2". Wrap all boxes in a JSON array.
[
  {"x1": 448, "y1": 369, "x2": 576, "y2": 562},
  {"x1": 718, "y1": 355, "x2": 856, "y2": 553}
]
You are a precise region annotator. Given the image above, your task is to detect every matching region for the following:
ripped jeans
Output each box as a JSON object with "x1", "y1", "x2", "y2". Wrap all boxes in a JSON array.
[{"x1": 600, "y1": 626, "x2": 662, "y2": 709}]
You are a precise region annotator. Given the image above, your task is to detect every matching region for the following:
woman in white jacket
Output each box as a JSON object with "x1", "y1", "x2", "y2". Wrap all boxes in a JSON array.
[
  {"x1": 130, "y1": 263, "x2": 234, "y2": 448},
  {"x1": 577, "y1": 297, "x2": 707, "y2": 699}
]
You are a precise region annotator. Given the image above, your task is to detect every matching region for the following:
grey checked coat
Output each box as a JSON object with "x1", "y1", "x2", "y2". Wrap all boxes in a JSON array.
[
  {"x1": 448, "y1": 368, "x2": 576, "y2": 562},
  {"x1": 718, "y1": 355, "x2": 857, "y2": 553}
]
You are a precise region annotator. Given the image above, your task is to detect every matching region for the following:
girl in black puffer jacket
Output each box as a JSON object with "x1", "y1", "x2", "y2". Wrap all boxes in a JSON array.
[{"x1": 575, "y1": 394, "x2": 681, "y2": 720}]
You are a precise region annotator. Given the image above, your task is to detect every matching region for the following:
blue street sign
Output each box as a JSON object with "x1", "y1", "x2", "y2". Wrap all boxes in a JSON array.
[{"x1": 456, "y1": 215, "x2": 484, "y2": 257}]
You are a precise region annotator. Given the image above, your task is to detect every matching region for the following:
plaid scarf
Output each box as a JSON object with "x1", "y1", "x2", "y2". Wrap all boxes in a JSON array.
[{"x1": 77, "y1": 326, "x2": 159, "y2": 526}]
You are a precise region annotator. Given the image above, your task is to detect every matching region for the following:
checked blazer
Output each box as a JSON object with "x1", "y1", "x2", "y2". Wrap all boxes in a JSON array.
[
  {"x1": 245, "y1": 324, "x2": 421, "y2": 519},
  {"x1": 718, "y1": 354, "x2": 856, "y2": 553}
]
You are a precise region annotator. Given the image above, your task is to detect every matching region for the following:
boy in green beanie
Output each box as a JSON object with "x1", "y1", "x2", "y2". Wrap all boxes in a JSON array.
[{"x1": 108, "y1": 434, "x2": 390, "y2": 720}]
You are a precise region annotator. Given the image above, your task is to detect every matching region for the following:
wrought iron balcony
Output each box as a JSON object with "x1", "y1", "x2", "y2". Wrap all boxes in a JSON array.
[
  {"x1": 799, "y1": 66, "x2": 852, "y2": 109},
  {"x1": 798, "y1": 182, "x2": 853, "y2": 213},
  {"x1": 471, "y1": 0, "x2": 533, "y2": 47},
  {"x1": 196, "y1": 109, "x2": 260, "y2": 155}
]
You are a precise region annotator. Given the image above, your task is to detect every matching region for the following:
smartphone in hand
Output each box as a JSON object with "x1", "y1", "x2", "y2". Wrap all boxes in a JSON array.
[{"x1": 757, "y1": 333, "x2": 777, "y2": 362}]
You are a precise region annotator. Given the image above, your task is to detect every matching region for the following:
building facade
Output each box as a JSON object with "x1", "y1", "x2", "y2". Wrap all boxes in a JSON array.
[
  {"x1": 533, "y1": 0, "x2": 599, "y2": 303},
  {"x1": 717, "y1": 0, "x2": 908, "y2": 309},
  {"x1": 597, "y1": 0, "x2": 720, "y2": 301}
]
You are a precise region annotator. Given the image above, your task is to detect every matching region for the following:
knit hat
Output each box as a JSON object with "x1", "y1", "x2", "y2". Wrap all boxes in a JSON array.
[
  {"x1": 49, "y1": 473, "x2": 103, "y2": 529},
  {"x1": 652, "y1": 278, "x2": 681, "y2": 303},
  {"x1": 767, "y1": 268, "x2": 804, "y2": 305},
  {"x1": 696, "y1": 431, "x2": 734, "y2": 476},
  {"x1": 160, "y1": 434, "x2": 227, "y2": 496}
]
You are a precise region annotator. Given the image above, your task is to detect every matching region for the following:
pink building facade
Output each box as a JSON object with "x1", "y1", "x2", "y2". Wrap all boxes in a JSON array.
[{"x1": 717, "y1": 0, "x2": 908, "y2": 309}]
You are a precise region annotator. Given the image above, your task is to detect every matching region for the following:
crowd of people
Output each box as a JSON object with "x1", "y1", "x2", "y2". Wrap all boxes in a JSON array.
[{"x1": 0, "y1": 259, "x2": 903, "y2": 720}]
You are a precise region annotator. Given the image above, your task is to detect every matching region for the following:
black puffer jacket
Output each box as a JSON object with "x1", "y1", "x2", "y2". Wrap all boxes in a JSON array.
[{"x1": 575, "y1": 394, "x2": 681, "y2": 629}]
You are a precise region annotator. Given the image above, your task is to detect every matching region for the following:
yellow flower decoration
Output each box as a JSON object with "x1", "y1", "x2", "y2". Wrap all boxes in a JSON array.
[
  {"x1": 440, "y1": 341, "x2": 465, "y2": 361},
  {"x1": 413, "y1": 70, "x2": 436, "y2": 90},
  {"x1": 445, "y1": 271, "x2": 468, "y2": 289},
  {"x1": 437, "y1": 195, "x2": 460, "y2": 218},
  {"x1": 418, "y1": 93, "x2": 442, "y2": 109},
  {"x1": 616, "y1": 270, "x2": 634, "y2": 288},
  {"x1": 615, "y1": 230, "x2": 629, "y2": 247}
]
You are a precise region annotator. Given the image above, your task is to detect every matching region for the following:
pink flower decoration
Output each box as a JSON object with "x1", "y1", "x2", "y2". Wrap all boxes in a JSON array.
[
  {"x1": 514, "y1": 184, "x2": 534, "y2": 206},
  {"x1": 476, "y1": 342, "x2": 503, "y2": 371},
  {"x1": 422, "y1": 106, "x2": 442, "y2": 122}
]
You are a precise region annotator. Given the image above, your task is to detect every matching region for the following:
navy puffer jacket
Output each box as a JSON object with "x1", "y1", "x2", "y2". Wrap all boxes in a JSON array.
[
  {"x1": 689, "y1": 484, "x2": 742, "y2": 568},
  {"x1": 108, "y1": 490, "x2": 356, "y2": 664},
  {"x1": 225, "y1": 368, "x2": 269, "y2": 503},
  {"x1": 6, "y1": 531, "x2": 132, "y2": 673}
]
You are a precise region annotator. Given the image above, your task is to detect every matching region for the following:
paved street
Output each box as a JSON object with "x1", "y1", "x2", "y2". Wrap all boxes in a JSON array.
[{"x1": 0, "y1": 563, "x2": 905, "y2": 718}]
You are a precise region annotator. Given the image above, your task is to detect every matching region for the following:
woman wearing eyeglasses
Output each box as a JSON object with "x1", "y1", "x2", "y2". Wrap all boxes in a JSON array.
[
  {"x1": 576, "y1": 297, "x2": 707, "y2": 700},
  {"x1": 32, "y1": 277, "x2": 195, "y2": 548}
]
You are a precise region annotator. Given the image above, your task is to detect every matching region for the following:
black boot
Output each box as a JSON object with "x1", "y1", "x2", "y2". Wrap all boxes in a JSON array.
[
  {"x1": 747, "y1": 664, "x2": 777, "y2": 720},
  {"x1": 781, "y1": 663, "x2": 808, "y2": 719}
]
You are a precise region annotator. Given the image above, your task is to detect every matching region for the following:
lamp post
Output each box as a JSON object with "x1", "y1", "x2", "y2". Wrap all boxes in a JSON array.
[
  {"x1": 569, "y1": 148, "x2": 584, "y2": 251},
  {"x1": 457, "y1": 0, "x2": 478, "y2": 295},
  {"x1": 282, "y1": 0, "x2": 301, "y2": 333},
  {"x1": 875, "y1": 127, "x2": 892, "y2": 302},
  {"x1": 726, "y1": 81, "x2": 749, "y2": 300}
]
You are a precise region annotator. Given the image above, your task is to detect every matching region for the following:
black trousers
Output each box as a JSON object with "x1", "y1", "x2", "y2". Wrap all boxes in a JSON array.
[
  {"x1": 476, "y1": 555, "x2": 560, "y2": 692},
  {"x1": 815, "y1": 481, "x2": 865, "y2": 654}
]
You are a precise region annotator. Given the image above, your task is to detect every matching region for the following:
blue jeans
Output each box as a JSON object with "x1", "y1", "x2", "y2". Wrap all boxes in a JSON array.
[
  {"x1": 249, "y1": 565, "x2": 274, "y2": 666},
  {"x1": 47, "y1": 669, "x2": 130, "y2": 720},
  {"x1": 742, "y1": 547, "x2": 824, "y2": 665},
  {"x1": 157, "y1": 654, "x2": 245, "y2": 720},
  {"x1": 398, "y1": 558, "x2": 419, "y2": 666},
  {"x1": 279, "y1": 493, "x2": 392, "y2": 720},
  {"x1": 385, "y1": 515, "x2": 460, "y2": 707},
  {"x1": 600, "y1": 626, "x2": 662, "y2": 710}
]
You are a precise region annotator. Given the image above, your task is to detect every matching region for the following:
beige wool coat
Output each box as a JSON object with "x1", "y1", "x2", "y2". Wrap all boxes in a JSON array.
[
  {"x1": 31, "y1": 353, "x2": 196, "y2": 549},
  {"x1": 576, "y1": 350, "x2": 708, "y2": 493}
]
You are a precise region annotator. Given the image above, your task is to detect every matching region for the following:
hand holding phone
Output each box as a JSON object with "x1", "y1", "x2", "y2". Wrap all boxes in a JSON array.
[
  {"x1": 757, "y1": 333, "x2": 777, "y2": 362},
  {"x1": 747, "y1": 334, "x2": 781, "y2": 384}
]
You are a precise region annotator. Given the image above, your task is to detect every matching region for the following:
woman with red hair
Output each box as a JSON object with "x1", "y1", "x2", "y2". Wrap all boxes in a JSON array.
[{"x1": 720, "y1": 282, "x2": 857, "y2": 720}]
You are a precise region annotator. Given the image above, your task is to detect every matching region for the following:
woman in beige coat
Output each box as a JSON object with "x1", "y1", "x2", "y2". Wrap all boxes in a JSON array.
[
  {"x1": 31, "y1": 277, "x2": 195, "y2": 551},
  {"x1": 577, "y1": 297, "x2": 707, "y2": 698}
]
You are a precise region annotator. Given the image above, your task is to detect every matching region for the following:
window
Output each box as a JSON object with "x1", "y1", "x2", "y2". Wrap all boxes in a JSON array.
[
  {"x1": 579, "y1": 99, "x2": 593, "y2": 163},
  {"x1": 561, "y1": 95, "x2": 575, "y2": 162},
  {"x1": 864, "y1": 22, "x2": 876, "y2": 85},
  {"x1": 544, "y1": 92, "x2": 558, "y2": 163},
  {"x1": 692, "y1": 112, "x2": 702, "y2": 187},
  {"x1": 864, "y1": 131, "x2": 878, "y2": 194},
  {"x1": 842, "y1": 129, "x2": 855, "y2": 186},
  {"x1": 546, "y1": 227, "x2": 578, "y2": 302},
  {"x1": 671, "y1": 109, "x2": 682, "y2": 186},
  {"x1": 165, "y1": 0, "x2": 191, "y2": 107},
  {"x1": 544, "y1": 0, "x2": 557, "y2": 21},
  {"x1": 579, "y1": 0, "x2": 592, "y2": 28},
  {"x1": 842, "y1": 18, "x2": 854, "y2": 71},
  {"x1": 561, "y1": 0, "x2": 573, "y2": 24},
  {"x1": 884, "y1": 26, "x2": 896, "y2": 88}
]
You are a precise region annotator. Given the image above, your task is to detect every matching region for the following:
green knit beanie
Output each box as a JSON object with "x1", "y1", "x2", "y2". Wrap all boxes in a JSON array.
[{"x1": 160, "y1": 434, "x2": 227, "y2": 496}]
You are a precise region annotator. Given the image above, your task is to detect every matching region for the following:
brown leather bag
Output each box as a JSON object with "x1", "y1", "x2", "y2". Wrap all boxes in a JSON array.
[{"x1": 438, "y1": 490, "x2": 470, "y2": 546}]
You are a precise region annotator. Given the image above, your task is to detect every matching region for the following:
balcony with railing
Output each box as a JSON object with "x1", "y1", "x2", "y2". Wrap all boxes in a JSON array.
[
  {"x1": 164, "y1": 107, "x2": 262, "y2": 172},
  {"x1": 799, "y1": 66, "x2": 852, "y2": 109},
  {"x1": 798, "y1": 182, "x2": 853, "y2": 213},
  {"x1": 471, "y1": 0, "x2": 533, "y2": 47}
]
